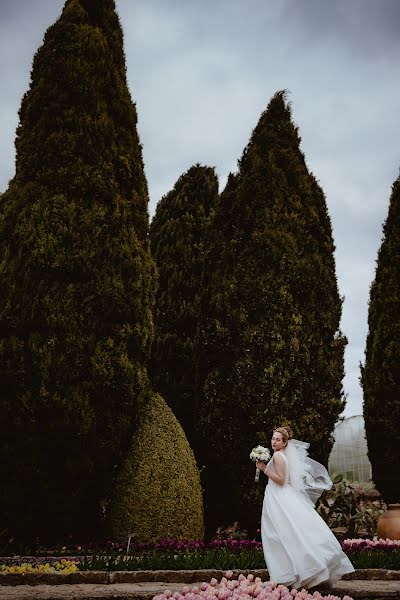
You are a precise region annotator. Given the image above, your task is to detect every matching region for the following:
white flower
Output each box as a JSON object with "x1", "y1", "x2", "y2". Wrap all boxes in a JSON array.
[{"x1": 250, "y1": 445, "x2": 271, "y2": 463}]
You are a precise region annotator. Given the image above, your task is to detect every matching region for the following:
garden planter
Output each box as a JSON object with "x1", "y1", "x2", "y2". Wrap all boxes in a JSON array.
[{"x1": 377, "y1": 503, "x2": 400, "y2": 540}]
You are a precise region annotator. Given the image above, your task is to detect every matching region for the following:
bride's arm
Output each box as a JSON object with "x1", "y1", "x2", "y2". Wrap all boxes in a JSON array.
[{"x1": 264, "y1": 453, "x2": 286, "y2": 486}]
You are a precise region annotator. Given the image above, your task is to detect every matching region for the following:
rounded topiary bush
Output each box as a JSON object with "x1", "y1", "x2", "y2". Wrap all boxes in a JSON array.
[{"x1": 107, "y1": 392, "x2": 204, "y2": 542}]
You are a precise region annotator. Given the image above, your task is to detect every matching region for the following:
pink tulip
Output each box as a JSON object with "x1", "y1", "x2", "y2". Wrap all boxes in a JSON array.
[
  {"x1": 214, "y1": 589, "x2": 221, "y2": 596},
  {"x1": 175, "y1": 576, "x2": 355, "y2": 600}
]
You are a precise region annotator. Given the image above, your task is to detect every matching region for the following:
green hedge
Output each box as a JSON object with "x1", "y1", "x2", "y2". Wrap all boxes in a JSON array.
[{"x1": 107, "y1": 392, "x2": 204, "y2": 542}]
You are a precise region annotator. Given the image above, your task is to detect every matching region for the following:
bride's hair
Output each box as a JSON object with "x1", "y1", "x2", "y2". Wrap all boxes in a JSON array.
[{"x1": 274, "y1": 426, "x2": 293, "y2": 445}]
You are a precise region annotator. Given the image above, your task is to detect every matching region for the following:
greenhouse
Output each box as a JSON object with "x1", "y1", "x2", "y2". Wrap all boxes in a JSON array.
[{"x1": 328, "y1": 415, "x2": 372, "y2": 482}]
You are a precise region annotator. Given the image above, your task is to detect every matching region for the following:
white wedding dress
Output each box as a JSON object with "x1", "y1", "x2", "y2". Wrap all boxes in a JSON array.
[{"x1": 261, "y1": 449, "x2": 354, "y2": 589}]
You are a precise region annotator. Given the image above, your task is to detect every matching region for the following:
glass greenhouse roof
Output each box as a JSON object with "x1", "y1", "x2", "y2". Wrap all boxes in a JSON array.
[{"x1": 328, "y1": 415, "x2": 372, "y2": 482}]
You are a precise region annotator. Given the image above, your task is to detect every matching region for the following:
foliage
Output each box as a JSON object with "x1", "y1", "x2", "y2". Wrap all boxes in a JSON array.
[
  {"x1": 344, "y1": 538, "x2": 400, "y2": 570},
  {"x1": 150, "y1": 165, "x2": 218, "y2": 451},
  {"x1": 317, "y1": 475, "x2": 385, "y2": 538},
  {"x1": 345, "y1": 550, "x2": 400, "y2": 570},
  {"x1": 106, "y1": 392, "x2": 204, "y2": 543},
  {"x1": 361, "y1": 175, "x2": 400, "y2": 503},
  {"x1": 214, "y1": 523, "x2": 249, "y2": 541},
  {"x1": 348, "y1": 481, "x2": 381, "y2": 500},
  {"x1": 3, "y1": 538, "x2": 400, "y2": 572},
  {"x1": 199, "y1": 91, "x2": 346, "y2": 534},
  {"x1": 80, "y1": 547, "x2": 265, "y2": 571},
  {"x1": 0, "y1": 0, "x2": 156, "y2": 542},
  {"x1": 76, "y1": 537, "x2": 400, "y2": 571}
]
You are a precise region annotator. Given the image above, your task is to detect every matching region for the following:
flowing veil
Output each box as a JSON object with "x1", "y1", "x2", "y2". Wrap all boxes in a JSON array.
[{"x1": 285, "y1": 439, "x2": 332, "y2": 505}]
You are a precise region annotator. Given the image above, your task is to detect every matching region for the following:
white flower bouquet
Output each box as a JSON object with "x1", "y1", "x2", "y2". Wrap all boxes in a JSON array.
[{"x1": 250, "y1": 445, "x2": 271, "y2": 482}]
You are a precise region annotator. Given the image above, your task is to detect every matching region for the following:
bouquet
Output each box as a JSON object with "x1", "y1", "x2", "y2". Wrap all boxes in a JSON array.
[{"x1": 250, "y1": 445, "x2": 271, "y2": 482}]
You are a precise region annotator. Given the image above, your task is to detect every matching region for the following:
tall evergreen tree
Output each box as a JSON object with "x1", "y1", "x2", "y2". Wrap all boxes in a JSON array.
[
  {"x1": 199, "y1": 91, "x2": 346, "y2": 533},
  {"x1": 361, "y1": 175, "x2": 400, "y2": 503},
  {"x1": 149, "y1": 165, "x2": 218, "y2": 449},
  {"x1": 0, "y1": 0, "x2": 156, "y2": 542}
]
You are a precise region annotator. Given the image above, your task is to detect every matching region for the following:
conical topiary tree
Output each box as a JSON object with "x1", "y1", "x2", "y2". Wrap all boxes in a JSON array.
[
  {"x1": 199, "y1": 91, "x2": 346, "y2": 533},
  {"x1": 361, "y1": 175, "x2": 400, "y2": 503},
  {"x1": 149, "y1": 164, "x2": 218, "y2": 449},
  {"x1": 0, "y1": 0, "x2": 157, "y2": 542},
  {"x1": 107, "y1": 391, "x2": 204, "y2": 542}
]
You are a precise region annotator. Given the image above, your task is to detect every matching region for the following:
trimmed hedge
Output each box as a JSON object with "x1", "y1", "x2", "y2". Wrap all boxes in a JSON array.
[{"x1": 107, "y1": 392, "x2": 204, "y2": 542}]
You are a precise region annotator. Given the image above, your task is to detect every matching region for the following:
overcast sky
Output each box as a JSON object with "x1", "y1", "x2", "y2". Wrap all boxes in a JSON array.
[{"x1": 1, "y1": 0, "x2": 399, "y2": 419}]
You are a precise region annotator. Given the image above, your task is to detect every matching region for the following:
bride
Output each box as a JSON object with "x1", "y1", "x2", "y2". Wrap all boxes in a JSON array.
[{"x1": 256, "y1": 426, "x2": 354, "y2": 589}]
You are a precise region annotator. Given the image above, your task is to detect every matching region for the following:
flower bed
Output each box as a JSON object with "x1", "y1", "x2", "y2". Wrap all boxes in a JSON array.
[
  {"x1": 0, "y1": 558, "x2": 79, "y2": 574},
  {"x1": 1, "y1": 538, "x2": 400, "y2": 572},
  {"x1": 342, "y1": 539, "x2": 400, "y2": 550},
  {"x1": 153, "y1": 571, "x2": 353, "y2": 600},
  {"x1": 341, "y1": 538, "x2": 400, "y2": 570},
  {"x1": 80, "y1": 541, "x2": 265, "y2": 572}
]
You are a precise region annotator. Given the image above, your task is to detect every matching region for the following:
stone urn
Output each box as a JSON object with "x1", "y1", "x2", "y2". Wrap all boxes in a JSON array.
[{"x1": 377, "y1": 503, "x2": 400, "y2": 540}]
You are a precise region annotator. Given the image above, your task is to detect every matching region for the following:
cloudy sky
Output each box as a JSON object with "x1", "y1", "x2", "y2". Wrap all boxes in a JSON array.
[{"x1": 1, "y1": 0, "x2": 399, "y2": 418}]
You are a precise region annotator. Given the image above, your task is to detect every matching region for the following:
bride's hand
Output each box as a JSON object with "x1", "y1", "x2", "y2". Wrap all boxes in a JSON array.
[{"x1": 256, "y1": 461, "x2": 266, "y2": 471}]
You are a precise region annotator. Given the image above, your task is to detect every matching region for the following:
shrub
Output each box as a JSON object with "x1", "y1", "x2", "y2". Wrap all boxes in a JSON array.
[
  {"x1": 317, "y1": 475, "x2": 385, "y2": 538},
  {"x1": 107, "y1": 392, "x2": 204, "y2": 542}
]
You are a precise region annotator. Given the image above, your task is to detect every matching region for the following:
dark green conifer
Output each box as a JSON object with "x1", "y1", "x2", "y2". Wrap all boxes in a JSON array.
[
  {"x1": 149, "y1": 165, "x2": 218, "y2": 448},
  {"x1": 199, "y1": 91, "x2": 346, "y2": 533},
  {"x1": 361, "y1": 176, "x2": 400, "y2": 503},
  {"x1": 0, "y1": 0, "x2": 156, "y2": 542}
]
